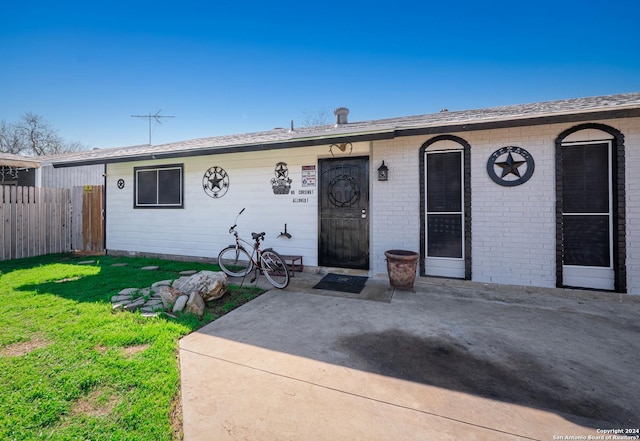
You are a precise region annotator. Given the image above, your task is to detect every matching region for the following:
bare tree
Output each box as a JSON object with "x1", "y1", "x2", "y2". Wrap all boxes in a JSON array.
[
  {"x1": 0, "y1": 120, "x2": 23, "y2": 154},
  {"x1": 0, "y1": 112, "x2": 88, "y2": 156},
  {"x1": 300, "y1": 109, "x2": 331, "y2": 127}
]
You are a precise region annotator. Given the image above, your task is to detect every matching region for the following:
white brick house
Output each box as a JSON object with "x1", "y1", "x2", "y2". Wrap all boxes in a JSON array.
[{"x1": 53, "y1": 93, "x2": 640, "y2": 294}]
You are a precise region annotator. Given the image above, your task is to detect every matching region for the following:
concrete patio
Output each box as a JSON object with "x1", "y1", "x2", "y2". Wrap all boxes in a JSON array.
[{"x1": 179, "y1": 272, "x2": 640, "y2": 440}]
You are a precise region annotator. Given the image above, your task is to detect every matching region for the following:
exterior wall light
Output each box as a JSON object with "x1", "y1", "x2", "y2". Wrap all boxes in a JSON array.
[{"x1": 377, "y1": 161, "x2": 389, "y2": 181}]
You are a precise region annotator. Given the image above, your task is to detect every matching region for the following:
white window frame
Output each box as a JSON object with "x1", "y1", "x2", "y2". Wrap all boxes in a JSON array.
[
  {"x1": 561, "y1": 140, "x2": 614, "y2": 290},
  {"x1": 424, "y1": 148, "x2": 465, "y2": 278},
  {"x1": 134, "y1": 164, "x2": 184, "y2": 208}
]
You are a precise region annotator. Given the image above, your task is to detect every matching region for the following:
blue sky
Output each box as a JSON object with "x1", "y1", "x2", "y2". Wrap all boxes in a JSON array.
[{"x1": 1, "y1": 0, "x2": 639, "y2": 149}]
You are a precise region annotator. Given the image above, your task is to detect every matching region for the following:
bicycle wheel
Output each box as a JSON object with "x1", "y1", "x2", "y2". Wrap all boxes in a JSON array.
[
  {"x1": 261, "y1": 249, "x2": 290, "y2": 289},
  {"x1": 218, "y1": 246, "x2": 253, "y2": 277}
]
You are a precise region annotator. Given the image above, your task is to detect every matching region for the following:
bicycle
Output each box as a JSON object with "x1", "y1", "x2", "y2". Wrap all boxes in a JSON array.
[{"x1": 217, "y1": 208, "x2": 291, "y2": 289}]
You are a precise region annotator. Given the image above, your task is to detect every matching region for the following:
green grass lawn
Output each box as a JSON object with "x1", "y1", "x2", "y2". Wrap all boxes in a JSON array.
[{"x1": 0, "y1": 253, "x2": 264, "y2": 441}]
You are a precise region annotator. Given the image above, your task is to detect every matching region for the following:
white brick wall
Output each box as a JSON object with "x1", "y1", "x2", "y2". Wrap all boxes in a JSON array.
[
  {"x1": 370, "y1": 138, "x2": 421, "y2": 277},
  {"x1": 621, "y1": 118, "x2": 640, "y2": 294}
]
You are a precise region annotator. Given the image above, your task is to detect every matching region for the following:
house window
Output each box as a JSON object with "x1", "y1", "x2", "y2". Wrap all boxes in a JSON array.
[
  {"x1": 419, "y1": 134, "x2": 471, "y2": 280},
  {"x1": 426, "y1": 150, "x2": 463, "y2": 259},
  {"x1": 134, "y1": 164, "x2": 183, "y2": 208}
]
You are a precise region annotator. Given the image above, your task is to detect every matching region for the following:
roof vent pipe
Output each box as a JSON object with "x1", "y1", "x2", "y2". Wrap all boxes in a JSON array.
[{"x1": 334, "y1": 107, "x2": 349, "y2": 125}]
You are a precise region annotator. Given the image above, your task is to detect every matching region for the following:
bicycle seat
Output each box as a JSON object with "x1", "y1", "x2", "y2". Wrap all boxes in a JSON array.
[{"x1": 252, "y1": 232, "x2": 266, "y2": 241}]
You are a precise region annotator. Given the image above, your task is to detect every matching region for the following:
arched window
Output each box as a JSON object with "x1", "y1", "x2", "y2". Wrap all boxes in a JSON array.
[
  {"x1": 555, "y1": 124, "x2": 626, "y2": 292},
  {"x1": 419, "y1": 135, "x2": 471, "y2": 279}
]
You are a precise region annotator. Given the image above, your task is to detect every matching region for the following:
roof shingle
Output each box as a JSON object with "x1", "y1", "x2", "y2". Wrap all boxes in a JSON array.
[{"x1": 51, "y1": 92, "x2": 640, "y2": 167}]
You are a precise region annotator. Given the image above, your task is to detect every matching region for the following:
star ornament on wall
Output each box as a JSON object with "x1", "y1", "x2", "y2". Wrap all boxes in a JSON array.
[
  {"x1": 496, "y1": 152, "x2": 526, "y2": 178},
  {"x1": 487, "y1": 146, "x2": 535, "y2": 187},
  {"x1": 202, "y1": 166, "x2": 230, "y2": 198},
  {"x1": 275, "y1": 162, "x2": 289, "y2": 179}
]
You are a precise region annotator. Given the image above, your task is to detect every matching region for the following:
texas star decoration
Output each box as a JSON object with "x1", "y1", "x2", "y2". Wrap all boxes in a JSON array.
[
  {"x1": 486, "y1": 146, "x2": 535, "y2": 187},
  {"x1": 202, "y1": 166, "x2": 229, "y2": 198}
]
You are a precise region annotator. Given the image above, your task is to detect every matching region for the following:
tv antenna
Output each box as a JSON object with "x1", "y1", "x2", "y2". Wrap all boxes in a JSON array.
[{"x1": 130, "y1": 110, "x2": 175, "y2": 145}]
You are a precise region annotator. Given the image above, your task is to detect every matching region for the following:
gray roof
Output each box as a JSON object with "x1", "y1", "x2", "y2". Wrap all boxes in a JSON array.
[
  {"x1": 52, "y1": 92, "x2": 640, "y2": 167},
  {"x1": 0, "y1": 152, "x2": 42, "y2": 168}
]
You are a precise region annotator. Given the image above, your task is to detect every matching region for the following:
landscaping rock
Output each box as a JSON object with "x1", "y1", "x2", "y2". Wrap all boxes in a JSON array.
[
  {"x1": 172, "y1": 295, "x2": 188, "y2": 313},
  {"x1": 141, "y1": 303, "x2": 164, "y2": 313},
  {"x1": 185, "y1": 292, "x2": 205, "y2": 318},
  {"x1": 110, "y1": 270, "x2": 228, "y2": 318},
  {"x1": 144, "y1": 299, "x2": 164, "y2": 307},
  {"x1": 171, "y1": 276, "x2": 191, "y2": 291},
  {"x1": 178, "y1": 270, "x2": 228, "y2": 302},
  {"x1": 111, "y1": 263, "x2": 128, "y2": 267},
  {"x1": 152, "y1": 280, "x2": 172, "y2": 288},
  {"x1": 155, "y1": 286, "x2": 179, "y2": 309},
  {"x1": 124, "y1": 297, "x2": 146, "y2": 311},
  {"x1": 119, "y1": 288, "x2": 139, "y2": 297},
  {"x1": 141, "y1": 266, "x2": 159, "y2": 271},
  {"x1": 179, "y1": 270, "x2": 198, "y2": 276}
]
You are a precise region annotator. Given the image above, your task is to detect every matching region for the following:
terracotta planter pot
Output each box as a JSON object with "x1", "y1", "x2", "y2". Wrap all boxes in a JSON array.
[{"x1": 384, "y1": 250, "x2": 419, "y2": 290}]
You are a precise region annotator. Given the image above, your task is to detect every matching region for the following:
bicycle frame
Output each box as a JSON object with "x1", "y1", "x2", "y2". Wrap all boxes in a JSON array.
[
  {"x1": 219, "y1": 208, "x2": 290, "y2": 288},
  {"x1": 229, "y1": 233, "x2": 262, "y2": 271}
]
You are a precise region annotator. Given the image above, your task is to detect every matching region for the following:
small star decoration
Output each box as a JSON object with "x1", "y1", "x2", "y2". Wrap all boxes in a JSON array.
[{"x1": 495, "y1": 152, "x2": 526, "y2": 178}]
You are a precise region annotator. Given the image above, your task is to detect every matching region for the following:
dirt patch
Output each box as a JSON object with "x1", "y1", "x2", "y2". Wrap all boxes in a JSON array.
[
  {"x1": 54, "y1": 276, "x2": 82, "y2": 283},
  {"x1": 171, "y1": 388, "x2": 184, "y2": 440},
  {"x1": 336, "y1": 329, "x2": 637, "y2": 427},
  {"x1": 0, "y1": 336, "x2": 52, "y2": 357},
  {"x1": 70, "y1": 387, "x2": 118, "y2": 418},
  {"x1": 121, "y1": 344, "x2": 150, "y2": 358}
]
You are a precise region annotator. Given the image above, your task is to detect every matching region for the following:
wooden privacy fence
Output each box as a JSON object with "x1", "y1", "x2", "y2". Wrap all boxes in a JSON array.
[
  {"x1": 1, "y1": 185, "x2": 104, "y2": 261},
  {"x1": 71, "y1": 185, "x2": 104, "y2": 253},
  {"x1": 1, "y1": 186, "x2": 71, "y2": 261}
]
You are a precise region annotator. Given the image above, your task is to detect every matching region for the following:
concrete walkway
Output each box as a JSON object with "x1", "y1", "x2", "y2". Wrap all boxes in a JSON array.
[{"x1": 179, "y1": 272, "x2": 640, "y2": 440}]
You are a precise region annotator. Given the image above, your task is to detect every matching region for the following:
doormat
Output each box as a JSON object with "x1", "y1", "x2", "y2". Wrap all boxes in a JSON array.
[{"x1": 312, "y1": 273, "x2": 369, "y2": 294}]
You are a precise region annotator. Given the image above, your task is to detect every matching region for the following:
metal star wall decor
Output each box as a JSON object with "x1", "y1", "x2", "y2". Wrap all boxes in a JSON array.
[
  {"x1": 271, "y1": 162, "x2": 292, "y2": 195},
  {"x1": 487, "y1": 146, "x2": 535, "y2": 186},
  {"x1": 202, "y1": 166, "x2": 229, "y2": 198}
]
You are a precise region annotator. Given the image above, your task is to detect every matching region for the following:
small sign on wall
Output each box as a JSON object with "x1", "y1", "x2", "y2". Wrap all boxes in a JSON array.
[{"x1": 302, "y1": 165, "x2": 316, "y2": 187}]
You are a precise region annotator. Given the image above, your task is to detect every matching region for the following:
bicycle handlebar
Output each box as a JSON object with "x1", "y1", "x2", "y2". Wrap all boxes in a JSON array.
[{"x1": 228, "y1": 208, "x2": 246, "y2": 234}]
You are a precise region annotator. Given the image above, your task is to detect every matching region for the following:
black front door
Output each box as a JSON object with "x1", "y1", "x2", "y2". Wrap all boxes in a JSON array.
[{"x1": 318, "y1": 157, "x2": 369, "y2": 269}]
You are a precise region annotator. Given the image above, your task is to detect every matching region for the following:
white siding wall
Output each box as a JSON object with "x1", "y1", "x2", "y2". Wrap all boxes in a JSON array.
[
  {"x1": 104, "y1": 116, "x2": 640, "y2": 294},
  {"x1": 106, "y1": 142, "x2": 370, "y2": 265}
]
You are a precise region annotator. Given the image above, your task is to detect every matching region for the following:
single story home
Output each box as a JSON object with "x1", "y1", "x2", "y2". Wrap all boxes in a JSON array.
[{"x1": 52, "y1": 92, "x2": 640, "y2": 294}]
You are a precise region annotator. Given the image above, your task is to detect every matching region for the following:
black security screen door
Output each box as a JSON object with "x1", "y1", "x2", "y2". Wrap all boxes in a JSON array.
[
  {"x1": 318, "y1": 157, "x2": 369, "y2": 269},
  {"x1": 562, "y1": 143, "x2": 611, "y2": 267},
  {"x1": 426, "y1": 151, "x2": 462, "y2": 259}
]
